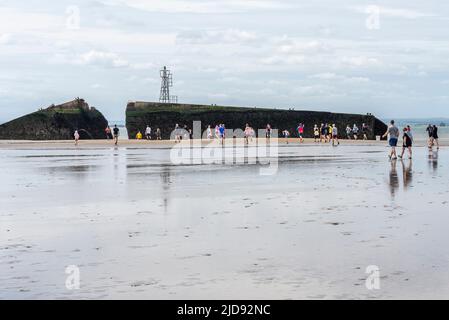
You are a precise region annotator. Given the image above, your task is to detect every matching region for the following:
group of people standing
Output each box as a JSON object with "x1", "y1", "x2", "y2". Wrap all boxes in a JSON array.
[
  {"x1": 383, "y1": 121, "x2": 442, "y2": 161},
  {"x1": 170, "y1": 122, "x2": 368, "y2": 146},
  {"x1": 312, "y1": 123, "x2": 340, "y2": 146},
  {"x1": 345, "y1": 123, "x2": 370, "y2": 140},
  {"x1": 74, "y1": 125, "x2": 120, "y2": 146},
  {"x1": 73, "y1": 121, "x2": 443, "y2": 158},
  {"x1": 206, "y1": 124, "x2": 229, "y2": 144},
  {"x1": 105, "y1": 125, "x2": 120, "y2": 145},
  {"x1": 283, "y1": 123, "x2": 369, "y2": 146},
  {"x1": 173, "y1": 124, "x2": 194, "y2": 143},
  {"x1": 382, "y1": 121, "x2": 415, "y2": 160},
  {"x1": 426, "y1": 124, "x2": 440, "y2": 150},
  {"x1": 135, "y1": 125, "x2": 162, "y2": 141}
]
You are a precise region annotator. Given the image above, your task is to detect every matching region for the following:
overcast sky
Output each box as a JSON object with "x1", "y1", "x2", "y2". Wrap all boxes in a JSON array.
[{"x1": 1, "y1": 0, "x2": 449, "y2": 122}]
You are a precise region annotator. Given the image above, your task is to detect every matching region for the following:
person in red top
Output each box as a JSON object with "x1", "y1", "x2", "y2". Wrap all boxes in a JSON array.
[
  {"x1": 297, "y1": 123, "x2": 304, "y2": 143},
  {"x1": 105, "y1": 126, "x2": 112, "y2": 139}
]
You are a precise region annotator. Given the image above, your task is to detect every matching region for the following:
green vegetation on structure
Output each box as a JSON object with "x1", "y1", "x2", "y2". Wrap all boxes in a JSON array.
[
  {"x1": 0, "y1": 98, "x2": 108, "y2": 140},
  {"x1": 126, "y1": 101, "x2": 387, "y2": 140}
]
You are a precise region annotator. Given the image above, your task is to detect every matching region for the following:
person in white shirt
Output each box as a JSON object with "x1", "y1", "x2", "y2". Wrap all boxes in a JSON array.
[
  {"x1": 207, "y1": 125, "x2": 213, "y2": 139},
  {"x1": 74, "y1": 130, "x2": 80, "y2": 146},
  {"x1": 353, "y1": 124, "x2": 359, "y2": 140},
  {"x1": 332, "y1": 124, "x2": 339, "y2": 146},
  {"x1": 145, "y1": 126, "x2": 152, "y2": 140}
]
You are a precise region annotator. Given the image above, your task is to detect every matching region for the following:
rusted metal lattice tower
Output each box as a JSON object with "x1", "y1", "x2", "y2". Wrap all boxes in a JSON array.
[{"x1": 159, "y1": 66, "x2": 178, "y2": 103}]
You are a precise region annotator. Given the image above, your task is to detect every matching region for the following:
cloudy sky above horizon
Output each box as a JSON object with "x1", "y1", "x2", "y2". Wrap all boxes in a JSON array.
[{"x1": 1, "y1": 0, "x2": 449, "y2": 122}]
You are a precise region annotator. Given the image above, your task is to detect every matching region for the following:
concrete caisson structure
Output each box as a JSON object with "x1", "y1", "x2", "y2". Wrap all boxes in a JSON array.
[{"x1": 126, "y1": 101, "x2": 387, "y2": 140}]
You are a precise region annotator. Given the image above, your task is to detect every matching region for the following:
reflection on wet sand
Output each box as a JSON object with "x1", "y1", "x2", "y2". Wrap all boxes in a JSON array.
[
  {"x1": 388, "y1": 159, "x2": 414, "y2": 197},
  {"x1": 389, "y1": 160, "x2": 399, "y2": 197},
  {"x1": 401, "y1": 160, "x2": 413, "y2": 189},
  {"x1": 1, "y1": 145, "x2": 449, "y2": 299},
  {"x1": 160, "y1": 166, "x2": 172, "y2": 214},
  {"x1": 428, "y1": 149, "x2": 439, "y2": 173}
]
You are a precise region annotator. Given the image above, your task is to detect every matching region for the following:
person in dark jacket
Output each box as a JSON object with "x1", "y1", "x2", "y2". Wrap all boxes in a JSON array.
[
  {"x1": 432, "y1": 125, "x2": 439, "y2": 150},
  {"x1": 399, "y1": 127, "x2": 413, "y2": 159}
]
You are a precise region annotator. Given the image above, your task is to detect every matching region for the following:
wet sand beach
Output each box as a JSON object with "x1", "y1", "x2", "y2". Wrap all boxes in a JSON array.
[
  {"x1": 0, "y1": 137, "x2": 448, "y2": 149},
  {"x1": 1, "y1": 140, "x2": 448, "y2": 299}
]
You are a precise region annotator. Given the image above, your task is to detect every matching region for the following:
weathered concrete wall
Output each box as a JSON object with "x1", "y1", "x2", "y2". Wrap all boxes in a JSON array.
[
  {"x1": 126, "y1": 101, "x2": 387, "y2": 140},
  {"x1": 0, "y1": 99, "x2": 108, "y2": 140}
]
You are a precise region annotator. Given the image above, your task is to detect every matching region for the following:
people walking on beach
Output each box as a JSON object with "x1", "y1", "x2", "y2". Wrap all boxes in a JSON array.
[
  {"x1": 244, "y1": 124, "x2": 252, "y2": 144},
  {"x1": 156, "y1": 128, "x2": 161, "y2": 140},
  {"x1": 362, "y1": 123, "x2": 369, "y2": 140},
  {"x1": 113, "y1": 125, "x2": 120, "y2": 146},
  {"x1": 353, "y1": 124, "x2": 359, "y2": 140},
  {"x1": 219, "y1": 124, "x2": 226, "y2": 144},
  {"x1": 332, "y1": 124, "x2": 339, "y2": 146},
  {"x1": 328, "y1": 123, "x2": 333, "y2": 141},
  {"x1": 145, "y1": 125, "x2": 152, "y2": 140},
  {"x1": 426, "y1": 124, "x2": 434, "y2": 148},
  {"x1": 399, "y1": 127, "x2": 412, "y2": 159},
  {"x1": 321, "y1": 123, "x2": 328, "y2": 143},
  {"x1": 432, "y1": 125, "x2": 440, "y2": 149},
  {"x1": 74, "y1": 130, "x2": 80, "y2": 146},
  {"x1": 282, "y1": 129, "x2": 290, "y2": 144},
  {"x1": 136, "y1": 130, "x2": 143, "y2": 140},
  {"x1": 215, "y1": 125, "x2": 220, "y2": 140},
  {"x1": 183, "y1": 125, "x2": 189, "y2": 140},
  {"x1": 314, "y1": 125, "x2": 320, "y2": 142},
  {"x1": 266, "y1": 124, "x2": 272, "y2": 140},
  {"x1": 244, "y1": 123, "x2": 254, "y2": 144},
  {"x1": 406, "y1": 125, "x2": 414, "y2": 144},
  {"x1": 207, "y1": 125, "x2": 213, "y2": 139},
  {"x1": 297, "y1": 123, "x2": 304, "y2": 143},
  {"x1": 105, "y1": 126, "x2": 112, "y2": 140},
  {"x1": 382, "y1": 120, "x2": 399, "y2": 160},
  {"x1": 346, "y1": 125, "x2": 352, "y2": 140},
  {"x1": 174, "y1": 124, "x2": 181, "y2": 143}
]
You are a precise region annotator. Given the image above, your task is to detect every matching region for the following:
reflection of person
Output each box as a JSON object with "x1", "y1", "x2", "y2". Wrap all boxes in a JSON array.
[
  {"x1": 428, "y1": 149, "x2": 439, "y2": 172},
  {"x1": 401, "y1": 159, "x2": 413, "y2": 189},
  {"x1": 389, "y1": 159, "x2": 399, "y2": 197}
]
